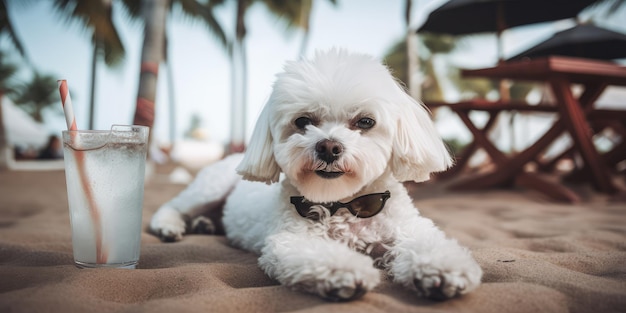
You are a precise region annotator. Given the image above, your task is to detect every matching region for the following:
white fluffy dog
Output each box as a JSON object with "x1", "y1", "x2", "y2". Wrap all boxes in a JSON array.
[{"x1": 150, "y1": 49, "x2": 482, "y2": 301}]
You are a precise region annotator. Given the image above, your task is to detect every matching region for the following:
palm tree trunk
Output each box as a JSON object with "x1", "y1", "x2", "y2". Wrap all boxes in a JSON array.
[
  {"x1": 405, "y1": 0, "x2": 420, "y2": 100},
  {"x1": 0, "y1": 92, "x2": 8, "y2": 170},
  {"x1": 299, "y1": 29, "x2": 310, "y2": 60},
  {"x1": 228, "y1": 0, "x2": 248, "y2": 153},
  {"x1": 88, "y1": 41, "x2": 99, "y2": 130},
  {"x1": 133, "y1": 0, "x2": 169, "y2": 130},
  {"x1": 298, "y1": 0, "x2": 312, "y2": 59},
  {"x1": 165, "y1": 30, "x2": 176, "y2": 148},
  {"x1": 228, "y1": 40, "x2": 247, "y2": 153}
]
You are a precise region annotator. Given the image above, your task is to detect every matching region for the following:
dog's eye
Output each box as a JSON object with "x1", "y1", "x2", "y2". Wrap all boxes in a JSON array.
[
  {"x1": 355, "y1": 117, "x2": 376, "y2": 130},
  {"x1": 294, "y1": 117, "x2": 312, "y2": 129}
]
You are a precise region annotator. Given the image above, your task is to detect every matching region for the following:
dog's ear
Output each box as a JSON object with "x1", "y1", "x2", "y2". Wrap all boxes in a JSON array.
[
  {"x1": 390, "y1": 90, "x2": 453, "y2": 183},
  {"x1": 236, "y1": 103, "x2": 281, "y2": 184}
]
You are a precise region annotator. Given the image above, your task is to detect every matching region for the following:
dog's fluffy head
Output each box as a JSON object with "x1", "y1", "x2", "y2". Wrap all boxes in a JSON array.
[{"x1": 237, "y1": 49, "x2": 452, "y2": 202}]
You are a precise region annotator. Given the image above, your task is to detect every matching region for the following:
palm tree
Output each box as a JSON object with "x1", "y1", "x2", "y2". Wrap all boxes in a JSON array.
[
  {"x1": 1, "y1": 0, "x2": 28, "y2": 170},
  {"x1": 52, "y1": 0, "x2": 126, "y2": 130},
  {"x1": 129, "y1": 0, "x2": 169, "y2": 131},
  {"x1": 13, "y1": 72, "x2": 61, "y2": 123},
  {"x1": 384, "y1": 33, "x2": 458, "y2": 102},
  {"x1": 224, "y1": 0, "x2": 337, "y2": 153},
  {"x1": 120, "y1": 0, "x2": 227, "y2": 146},
  {"x1": 404, "y1": 0, "x2": 419, "y2": 99},
  {"x1": 122, "y1": 0, "x2": 332, "y2": 153},
  {"x1": 227, "y1": 0, "x2": 248, "y2": 153}
]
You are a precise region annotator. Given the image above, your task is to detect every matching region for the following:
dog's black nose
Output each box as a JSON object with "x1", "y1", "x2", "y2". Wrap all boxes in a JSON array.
[{"x1": 315, "y1": 139, "x2": 344, "y2": 163}]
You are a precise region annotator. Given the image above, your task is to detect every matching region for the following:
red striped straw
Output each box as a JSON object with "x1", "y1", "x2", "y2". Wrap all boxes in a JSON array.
[
  {"x1": 58, "y1": 79, "x2": 108, "y2": 264},
  {"x1": 58, "y1": 80, "x2": 77, "y2": 131}
]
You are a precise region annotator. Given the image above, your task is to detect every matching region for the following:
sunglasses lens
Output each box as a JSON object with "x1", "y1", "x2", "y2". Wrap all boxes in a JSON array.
[
  {"x1": 349, "y1": 193, "x2": 388, "y2": 218},
  {"x1": 291, "y1": 191, "x2": 390, "y2": 219}
]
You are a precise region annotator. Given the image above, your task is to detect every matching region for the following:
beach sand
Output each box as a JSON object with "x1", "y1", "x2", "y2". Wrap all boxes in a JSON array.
[{"x1": 0, "y1": 165, "x2": 625, "y2": 312}]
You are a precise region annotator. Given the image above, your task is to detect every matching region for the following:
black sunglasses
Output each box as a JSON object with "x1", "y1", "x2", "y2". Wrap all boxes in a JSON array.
[{"x1": 290, "y1": 191, "x2": 391, "y2": 219}]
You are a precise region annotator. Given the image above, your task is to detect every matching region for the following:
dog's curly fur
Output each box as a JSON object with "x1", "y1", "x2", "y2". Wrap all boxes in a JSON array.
[{"x1": 150, "y1": 49, "x2": 482, "y2": 301}]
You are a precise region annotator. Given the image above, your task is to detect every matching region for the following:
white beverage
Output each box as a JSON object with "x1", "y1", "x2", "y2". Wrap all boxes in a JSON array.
[{"x1": 62, "y1": 125, "x2": 149, "y2": 269}]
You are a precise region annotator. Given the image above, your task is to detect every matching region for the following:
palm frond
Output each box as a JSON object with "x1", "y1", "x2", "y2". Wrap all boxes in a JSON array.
[
  {"x1": 118, "y1": 0, "x2": 141, "y2": 19},
  {"x1": 0, "y1": 51, "x2": 20, "y2": 95},
  {"x1": 52, "y1": 0, "x2": 126, "y2": 67},
  {"x1": 175, "y1": 0, "x2": 228, "y2": 49},
  {"x1": 0, "y1": 0, "x2": 28, "y2": 57},
  {"x1": 13, "y1": 72, "x2": 60, "y2": 122},
  {"x1": 261, "y1": 0, "x2": 312, "y2": 31}
]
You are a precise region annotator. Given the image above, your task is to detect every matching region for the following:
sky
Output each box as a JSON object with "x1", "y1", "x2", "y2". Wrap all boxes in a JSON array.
[{"x1": 2, "y1": 0, "x2": 625, "y2": 148}]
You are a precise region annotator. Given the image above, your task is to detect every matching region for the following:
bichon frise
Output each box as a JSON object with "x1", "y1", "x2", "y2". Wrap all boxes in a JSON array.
[{"x1": 150, "y1": 49, "x2": 482, "y2": 301}]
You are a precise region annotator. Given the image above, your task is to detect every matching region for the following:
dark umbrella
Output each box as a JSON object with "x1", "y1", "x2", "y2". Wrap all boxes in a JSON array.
[
  {"x1": 508, "y1": 24, "x2": 626, "y2": 61},
  {"x1": 418, "y1": 0, "x2": 600, "y2": 59}
]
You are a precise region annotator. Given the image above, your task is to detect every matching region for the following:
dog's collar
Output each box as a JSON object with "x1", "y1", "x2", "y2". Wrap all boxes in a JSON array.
[{"x1": 290, "y1": 191, "x2": 391, "y2": 220}]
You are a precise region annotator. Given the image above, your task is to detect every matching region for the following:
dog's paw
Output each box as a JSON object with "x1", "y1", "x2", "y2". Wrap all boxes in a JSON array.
[
  {"x1": 190, "y1": 216, "x2": 215, "y2": 234},
  {"x1": 319, "y1": 269, "x2": 375, "y2": 301},
  {"x1": 303, "y1": 267, "x2": 379, "y2": 302},
  {"x1": 325, "y1": 282, "x2": 367, "y2": 301},
  {"x1": 412, "y1": 264, "x2": 480, "y2": 300},
  {"x1": 391, "y1": 243, "x2": 482, "y2": 300},
  {"x1": 267, "y1": 254, "x2": 380, "y2": 301},
  {"x1": 260, "y1": 235, "x2": 381, "y2": 301},
  {"x1": 149, "y1": 206, "x2": 186, "y2": 242}
]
